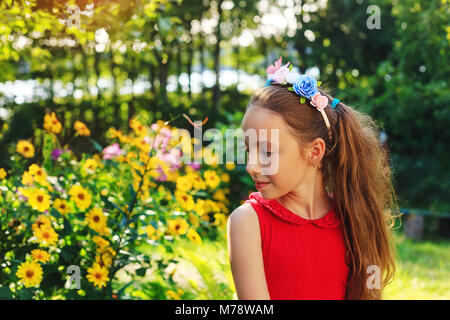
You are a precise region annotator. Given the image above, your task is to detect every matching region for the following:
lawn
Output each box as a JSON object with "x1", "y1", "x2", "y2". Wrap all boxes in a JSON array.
[{"x1": 122, "y1": 230, "x2": 449, "y2": 300}]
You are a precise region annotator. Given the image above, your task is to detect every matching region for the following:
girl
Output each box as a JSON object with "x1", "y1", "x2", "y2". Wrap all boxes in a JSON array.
[{"x1": 227, "y1": 57, "x2": 399, "y2": 300}]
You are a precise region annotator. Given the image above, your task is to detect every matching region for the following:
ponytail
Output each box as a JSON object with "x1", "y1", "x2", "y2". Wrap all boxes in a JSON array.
[{"x1": 327, "y1": 102, "x2": 399, "y2": 299}]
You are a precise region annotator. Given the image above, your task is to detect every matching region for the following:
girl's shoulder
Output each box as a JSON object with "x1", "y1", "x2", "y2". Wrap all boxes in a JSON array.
[{"x1": 227, "y1": 201, "x2": 263, "y2": 246}]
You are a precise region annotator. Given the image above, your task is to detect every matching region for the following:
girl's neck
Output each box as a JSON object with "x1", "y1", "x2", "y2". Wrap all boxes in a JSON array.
[{"x1": 277, "y1": 171, "x2": 331, "y2": 220}]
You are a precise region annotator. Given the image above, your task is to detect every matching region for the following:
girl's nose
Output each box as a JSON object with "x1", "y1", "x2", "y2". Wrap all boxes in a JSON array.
[{"x1": 246, "y1": 151, "x2": 262, "y2": 176}]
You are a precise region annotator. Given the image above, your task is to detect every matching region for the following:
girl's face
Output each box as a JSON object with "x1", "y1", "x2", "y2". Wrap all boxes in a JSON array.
[{"x1": 241, "y1": 105, "x2": 315, "y2": 199}]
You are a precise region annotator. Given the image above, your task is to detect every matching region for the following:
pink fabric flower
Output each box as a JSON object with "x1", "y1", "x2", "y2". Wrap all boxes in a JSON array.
[
  {"x1": 310, "y1": 93, "x2": 328, "y2": 111},
  {"x1": 272, "y1": 65, "x2": 291, "y2": 84},
  {"x1": 103, "y1": 143, "x2": 123, "y2": 159},
  {"x1": 267, "y1": 56, "x2": 291, "y2": 84}
]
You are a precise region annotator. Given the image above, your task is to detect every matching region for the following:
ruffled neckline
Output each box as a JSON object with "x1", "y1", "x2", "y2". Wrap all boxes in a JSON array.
[{"x1": 247, "y1": 192, "x2": 341, "y2": 228}]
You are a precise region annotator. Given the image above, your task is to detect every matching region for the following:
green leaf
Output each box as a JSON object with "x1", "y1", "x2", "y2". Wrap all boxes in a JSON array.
[
  {"x1": 50, "y1": 207, "x2": 61, "y2": 219},
  {"x1": 135, "y1": 268, "x2": 147, "y2": 277},
  {"x1": 89, "y1": 138, "x2": 104, "y2": 153},
  {"x1": 0, "y1": 287, "x2": 12, "y2": 299},
  {"x1": 300, "y1": 97, "x2": 306, "y2": 104},
  {"x1": 42, "y1": 133, "x2": 54, "y2": 172},
  {"x1": 287, "y1": 87, "x2": 294, "y2": 91},
  {"x1": 317, "y1": 81, "x2": 322, "y2": 87},
  {"x1": 117, "y1": 281, "x2": 134, "y2": 298},
  {"x1": 62, "y1": 217, "x2": 72, "y2": 236},
  {"x1": 289, "y1": 64, "x2": 293, "y2": 71},
  {"x1": 128, "y1": 184, "x2": 137, "y2": 213}
]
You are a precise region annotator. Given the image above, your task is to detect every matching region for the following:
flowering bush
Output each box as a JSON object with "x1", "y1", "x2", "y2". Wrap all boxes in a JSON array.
[{"x1": 0, "y1": 113, "x2": 234, "y2": 299}]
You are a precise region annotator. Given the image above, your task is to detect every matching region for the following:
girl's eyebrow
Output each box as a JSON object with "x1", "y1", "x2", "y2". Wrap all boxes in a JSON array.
[{"x1": 243, "y1": 139, "x2": 276, "y2": 147}]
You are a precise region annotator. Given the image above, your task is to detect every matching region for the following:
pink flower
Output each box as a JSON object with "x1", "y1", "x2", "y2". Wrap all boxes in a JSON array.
[
  {"x1": 271, "y1": 65, "x2": 291, "y2": 84},
  {"x1": 310, "y1": 93, "x2": 329, "y2": 111},
  {"x1": 145, "y1": 127, "x2": 172, "y2": 150},
  {"x1": 103, "y1": 143, "x2": 123, "y2": 159},
  {"x1": 267, "y1": 56, "x2": 290, "y2": 74}
]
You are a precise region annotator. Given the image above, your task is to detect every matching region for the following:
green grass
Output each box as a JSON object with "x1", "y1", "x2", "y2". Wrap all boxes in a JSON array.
[
  {"x1": 383, "y1": 232, "x2": 450, "y2": 299},
  {"x1": 126, "y1": 230, "x2": 449, "y2": 300}
]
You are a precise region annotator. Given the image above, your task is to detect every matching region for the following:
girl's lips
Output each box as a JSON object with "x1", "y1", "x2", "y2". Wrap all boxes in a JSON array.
[{"x1": 255, "y1": 182, "x2": 270, "y2": 189}]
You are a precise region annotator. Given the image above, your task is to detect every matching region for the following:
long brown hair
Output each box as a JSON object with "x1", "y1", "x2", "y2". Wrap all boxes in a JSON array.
[{"x1": 247, "y1": 84, "x2": 400, "y2": 299}]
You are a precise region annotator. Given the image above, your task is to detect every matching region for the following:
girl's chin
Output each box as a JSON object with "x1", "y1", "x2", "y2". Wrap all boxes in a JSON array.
[{"x1": 257, "y1": 183, "x2": 274, "y2": 194}]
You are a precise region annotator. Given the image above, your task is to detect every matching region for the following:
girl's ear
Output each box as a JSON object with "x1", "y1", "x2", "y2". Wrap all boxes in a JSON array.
[{"x1": 306, "y1": 137, "x2": 326, "y2": 166}]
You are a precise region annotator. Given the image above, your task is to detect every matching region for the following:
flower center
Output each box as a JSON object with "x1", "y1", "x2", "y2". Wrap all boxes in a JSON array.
[{"x1": 26, "y1": 270, "x2": 34, "y2": 278}]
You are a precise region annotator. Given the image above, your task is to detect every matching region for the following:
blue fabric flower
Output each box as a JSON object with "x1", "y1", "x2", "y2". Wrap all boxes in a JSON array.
[{"x1": 292, "y1": 75, "x2": 317, "y2": 99}]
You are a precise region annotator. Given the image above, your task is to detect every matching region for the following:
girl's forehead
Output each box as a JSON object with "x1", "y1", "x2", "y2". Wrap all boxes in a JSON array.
[
  {"x1": 242, "y1": 106, "x2": 286, "y2": 131},
  {"x1": 242, "y1": 110, "x2": 289, "y2": 146}
]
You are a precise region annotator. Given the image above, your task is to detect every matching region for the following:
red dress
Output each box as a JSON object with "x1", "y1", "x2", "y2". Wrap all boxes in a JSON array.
[{"x1": 244, "y1": 192, "x2": 350, "y2": 300}]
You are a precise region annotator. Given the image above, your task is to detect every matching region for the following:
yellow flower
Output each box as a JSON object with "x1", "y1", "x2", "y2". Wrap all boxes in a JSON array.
[
  {"x1": 92, "y1": 236, "x2": 110, "y2": 251},
  {"x1": 186, "y1": 228, "x2": 202, "y2": 244},
  {"x1": 213, "y1": 213, "x2": 228, "y2": 229},
  {"x1": 96, "y1": 225, "x2": 112, "y2": 236},
  {"x1": 95, "y1": 247, "x2": 116, "y2": 268},
  {"x1": 137, "y1": 138, "x2": 152, "y2": 155},
  {"x1": 106, "y1": 127, "x2": 123, "y2": 139},
  {"x1": 193, "y1": 199, "x2": 207, "y2": 216},
  {"x1": 203, "y1": 170, "x2": 221, "y2": 189},
  {"x1": 82, "y1": 158, "x2": 98, "y2": 173},
  {"x1": 175, "y1": 190, "x2": 195, "y2": 211},
  {"x1": 43, "y1": 112, "x2": 62, "y2": 134},
  {"x1": 225, "y1": 163, "x2": 235, "y2": 171},
  {"x1": 221, "y1": 172, "x2": 230, "y2": 183},
  {"x1": 129, "y1": 118, "x2": 147, "y2": 136},
  {"x1": 28, "y1": 164, "x2": 47, "y2": 185},
  {"x1": 68, "y1": 185, "x2": 92, "y2": 210},
  {"x1": 0, "y1": 168, "x2": 7, "y2": 179},
  {"x1": 167, "y1": 217, "x2": 189, "y2": 235},
  {"x1": 204, "y1": 199, "x2": 221, "y2": 213},
  {"x1": 74, "y1": 120, "x2": 90, "y2": 137},
  {"x1": 188, "y1": 211, "x2": 199, "y2": 226},
  {"x1": 85, "y1": 207, "x2": 107, "y2": 234},
  {"x1": 28, "y1": 188, "x2": 51, "y2": 212},
  {"x1": 21, "y1": 171, "x2": 34, "y2": 185},
  {"x1": 86, "y1": 263, "x2": 110, "y2": 288},
  {"x1": 53, "y1": 198, "x2": 70, "y2": 215},
  {"x1": 165, "y1": 289, "x2": 183, "y2": 300},
  {"x1": 33, "y1": 226, "x2": 58, "y2": 247},
  {"x1": 213, "y1": 189, "x2": 227, "y2": 202},
  {"x1": 31, "y1": 214, "x2": 53, "y2": 232},
  {"x1": 31, "y1": 249, "x2": 51, "y2": 263},
  {"x1": 16, "y1": 140, "x2": 35, "y2": 158},
  {"x1": 145, "y1": 224, "x2": 156, "y2": 237},
  {"x1": 190, "y1": 173, "x2": 207, "y2": 190},
  {"x1": 176, "y1": 175, "x2": 193, "y2": 192},
  {"x1": 16, "y1": 261, "x2": 43, "y2": 287}
]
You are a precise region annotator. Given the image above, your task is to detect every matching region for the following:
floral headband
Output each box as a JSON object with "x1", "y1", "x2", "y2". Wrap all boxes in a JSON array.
[{"x1": 265, "y1": 56, "x2": 340, "y2": 141}]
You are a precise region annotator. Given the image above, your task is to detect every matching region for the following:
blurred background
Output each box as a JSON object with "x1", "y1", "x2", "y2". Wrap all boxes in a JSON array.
[{"x1": 0, "y1": 0, "x2": 449, "y2": 299}]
